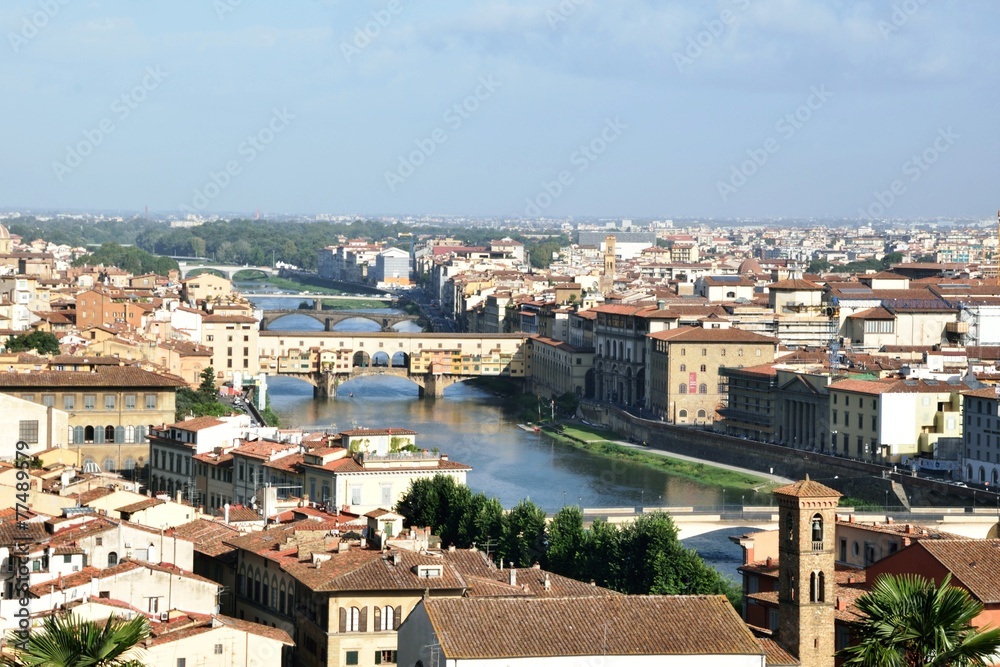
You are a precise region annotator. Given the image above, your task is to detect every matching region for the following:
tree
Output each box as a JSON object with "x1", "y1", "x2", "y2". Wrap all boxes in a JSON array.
[
  {"x1": 807, "y1": 258, "x2": 831, "y2": 274},
  {"x1": 881, "y1": 251, "x2": 904, "y2": 267},
  {"x1": 839, "y1": 573, "x2": 1000, "y2": 667},
  {"x1": 499, "y1": 499, "x2": 547, "y2": 568},
  {"x1": 4, "y1": 331, "x2": 60, "y2": 356},
  {"x1": 198, "y1": 366, "x2": 217, "y2": 401},
  {"x1": 547, "y1": 505, "x2": 587, "y2": 581},
  {"x1": 2, "y1": 612, "x2": 150, "y2": 666}
]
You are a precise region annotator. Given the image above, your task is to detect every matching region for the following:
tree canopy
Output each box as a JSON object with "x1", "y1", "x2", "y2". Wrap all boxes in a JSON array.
[
  {"x1": 2, "y1": 613, "x2": 150, "y2": 666},
  {"x1": 394, "y1": 475, "x2": 740, "y2": 604},
  {"x1": 839, "y1": 573, "x2": 1000, "y2": 667},
  {"x1": 4, "y1": 331, "x2": 60, "y2": 356},
  {"x1": 71, "y1": 242, "x2": 178, "y2": 275}
]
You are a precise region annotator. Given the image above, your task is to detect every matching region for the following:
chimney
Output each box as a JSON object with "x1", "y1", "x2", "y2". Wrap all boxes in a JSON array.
[
  {"x1": 886, "y1": 516, "x2": 894, "y2": 525},
  {"x1": 509, "y1": 568, "x2": 517, "y2": 587},
  {"x1": 391, "y1": 551, "x2": 401, "y2": 566},
  {"x1": 657, "y1": 299, "x2": 666, "y2": 311},
  {"x1": 905, "y1": 524, "x2": 914, "y2": 534},
  {"x1": 849, "y1": 514, "x2": 856, "y2": 523},
  {"x1": 223, "y1": 503, "x2": 230, "y2": 525},
  {"x1": 175, "y1": 489, "x2": 183, "y2": 504},
  {"x1": 765, "y1": 556, "x2": 773, "y2": 567},
  {"x1": 847, "y1": 575, "x2": 854, "y2": 584},
  {"x1": 836, "y1": 597, "x2": 847, "y2": 611},
  {"x1": 544, "y1": 573, "x2": 551, "y2": 592}
]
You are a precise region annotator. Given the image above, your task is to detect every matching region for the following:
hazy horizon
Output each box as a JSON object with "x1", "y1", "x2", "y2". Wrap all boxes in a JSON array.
[{"x1": 3, "y1": 1, "x2": 997, "y2": 220}]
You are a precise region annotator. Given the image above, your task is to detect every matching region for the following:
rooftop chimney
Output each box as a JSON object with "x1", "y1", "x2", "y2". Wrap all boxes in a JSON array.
[
  {"x1": 544, "y1": 573, "x2": 551, "y2": 592},
  {"x1": 223, "y1": 503, "x2": 230, "y2": 525},
  {"x1": 508, "y1": 568, "x2": 517, "y2": 587}
]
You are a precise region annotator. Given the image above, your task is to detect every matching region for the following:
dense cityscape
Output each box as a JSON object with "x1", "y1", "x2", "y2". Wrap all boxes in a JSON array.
[{"x1": 5, "y1": 0, "x2": 999, "y2": 664}]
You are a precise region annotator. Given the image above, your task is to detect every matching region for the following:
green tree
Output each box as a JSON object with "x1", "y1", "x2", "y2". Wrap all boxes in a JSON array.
[
  {"x1": 807, "y1": 258, "x2": 831, "y2": 274},
  {"x1": 5, "y1": 331, "x2": 60, "y2": 355},
  {"x1": 499, "y1": 499, "x2": 547, "y2": 568},
  {"x1": 198, "y1": 366, "x2": 217, "y2": 401},
  {"x1": 546, "y1": 505, "x2": 587, "y2": 581},
  {"x1": 395, "y1": 478, "x2": 441, "y2": 530},
  {"x1": 881, "y1": 251, "x2": 904, "y2": 267},
  {"x1": 583, "y1": 518, "x2": 624, "y2": 588},
  {"x1": 840, "y1": 573, "x2": 1000, "y2": 667},
  {"x1": 190, "y1": 236, "x2": 207, "y2": 258},
  {"x1": 2, "y1": 613, "x2": 150, "y2": 666},
  {"x1": 457, "y1": 493, "x2": 504, "y2": 551}
]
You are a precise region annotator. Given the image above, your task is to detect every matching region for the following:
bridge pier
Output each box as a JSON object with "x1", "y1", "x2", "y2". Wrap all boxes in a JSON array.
[
  {"x1": 420, "y1": 374, "x2": 457, "y2": 399},
  {"x1": 313, "y1": 372, "x2": 345, "y2": 399},
  {"x1": 313, "y1": 299, "x2": 323, "y2": 311}
]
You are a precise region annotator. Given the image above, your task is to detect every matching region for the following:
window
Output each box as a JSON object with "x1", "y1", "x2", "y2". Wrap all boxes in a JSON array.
[
  {"x1": 680, "y1": 364, "x2": 686, "y2": 372},
  {"x1": 63, "y1": 395, "x2": 75, "y2": 410},
  {"x1": 698, "y1": 383, "x2": 707, "y2": 394},
  {"x1": 96, "y1": 537, "x2": 103, "y2": 546},
  {"x1": 701, "y1": 348, "x2": 707, "y2": 356},
  {"x1": 380, "y1": 605, "x2": 395, "y2": 630},
  {"x1": 124, "y1": 394, "x2": 136, "y2": 410},
  {"x1": 344, "y1": 606, "x2": 361, "y2": 632},
  {"x1": 107, "y1": 552, "x2": 118, "y2": 567},
  {"x1": 346, "y1": 652, "x2": 359, "y2": 666},
  {"x1": 42, "y1": 394, "x2": 54, "y2": 407},
  {"x1": 177, "y1": 660, "x2": 186, "y2": 667},
  {"x1": 839, "y1": 539, "x2": 847, "y2": 561},
  {"x1": 871, "y1": 415, "x2": 878, "y2": 431},
  {"x1": 18, "y1": 420, "x2": 38, "y2": 444},
  {"x1": 104, "y1": 395, "x2": 115, "y2": 410},
  {"x1": 678, "y1": 384, "x2": 687, "y2": 394},
  {"x1": 145, "y1": 395, "x2": 157, "y2": 410},
  {"x1": 84, "y1": 394, "x2": 96, "y2": 410},
  {"x1": 214, "y1": 644, "x2": 223, "y2": 655},
  {"x1": 755, "y1": 349, "x2": 761, "y2": 357},
  {"x1": 351, "y1": 485, "x2": 362, "y2": 505},
  {"x1": 376, "y1": 651, "x2": 397, "y2": 664}
]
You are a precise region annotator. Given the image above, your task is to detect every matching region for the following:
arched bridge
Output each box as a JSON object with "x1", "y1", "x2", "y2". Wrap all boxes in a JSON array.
[
  {"x1": 260, "y1": 310, "x2": 421, "y2": 332},
  {"x1": 177, "y1": 261, "x2": 278, "y2": 280},
  {"x1": 259, "y1": 331, "x2": 528, "y2": 398}
]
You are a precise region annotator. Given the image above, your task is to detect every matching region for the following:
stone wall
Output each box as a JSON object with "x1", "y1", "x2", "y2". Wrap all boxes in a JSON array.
[{"x1": 580, "y1": 402, "x2": 976, "y2": 507}]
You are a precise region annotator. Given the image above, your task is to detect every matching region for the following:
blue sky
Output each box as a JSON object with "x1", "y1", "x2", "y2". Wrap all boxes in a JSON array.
[{"x1": 1, "y1": 0, "x2": 997, "y2": 219}]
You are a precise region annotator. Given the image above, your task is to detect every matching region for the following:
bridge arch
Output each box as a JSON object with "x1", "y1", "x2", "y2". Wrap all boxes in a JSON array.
[
  {"x1": 232, "y1": 268, "x2": 271, "y2": 281},
  {"x1": 353, "y1": 351, "x2": 371, "y2": 367},
  {"x1": 391, "y1": 351, "x2": 409, "y2": 367},
  {"x1": 260, "y1": 310, "x2": 420, "y2": 332},
  {"x1": 371, "y1": 351, "x2": 390, "y2": 367},
  {"x1": 185, "y1": 267, "x2": 227, "y2": 279}
]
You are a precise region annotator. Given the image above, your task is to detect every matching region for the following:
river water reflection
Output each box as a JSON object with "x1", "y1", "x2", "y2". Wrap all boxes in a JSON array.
[{"x1": 250, "y1": 285, "x2": 750, "y2": 579}]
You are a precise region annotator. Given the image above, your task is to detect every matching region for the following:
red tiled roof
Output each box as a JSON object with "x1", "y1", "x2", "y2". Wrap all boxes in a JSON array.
[{"x1": 0, "y1": 367, "x2": 185, "y2": 388}]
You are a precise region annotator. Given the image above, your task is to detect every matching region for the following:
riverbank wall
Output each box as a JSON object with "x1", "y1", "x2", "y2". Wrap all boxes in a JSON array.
[{"x1": 580, "y1": 402, "x2": 977, "y2": 508}]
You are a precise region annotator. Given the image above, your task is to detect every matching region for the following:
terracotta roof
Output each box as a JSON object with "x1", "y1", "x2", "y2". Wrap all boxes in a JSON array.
[
  {"x1": 290, "y1": 548, "x2": 468, "y2": 593},
  {"x1": 212, "y1": 614, "x2": 294, "y2": 645},
  {"x1": 117, "y1": 498, "x2": 164, "y2": 514},
  {"x1": 773, "y1": 477, "x2": 842, "y2": 499},
  {"x1": 767, "y1": 279, "x2": 823, "y2": 291},
  {"x1": 164, "y1": 416, "x2": 226, "y2": 431},
  {"x1": 847, "y1": 306, "x2": 895, "y2": 320},
  {"x1": 202, "y1": 315, "x2": 257, "y2": 323},
  {"x1": 170, "y1": 519, "x2": 241, "y2": 557},
  {"x1": 916, "y1": 540, "x2": 1000, "y2": 603},
  {"x1": 421, "y1": 595, "x2": 763, "y2": 659},
  {"x1": 338, "y1": 428, "x2": 418, "y2": 437},
  {"x1": 0, "y1": 367, "x2": 185, "y2": 388},
  {"x1": 756, "y1": 635, "x2": 800, "y2": 666},
  {"x1": 647, "y1": 326, "x2": 779, "y2": 344}
]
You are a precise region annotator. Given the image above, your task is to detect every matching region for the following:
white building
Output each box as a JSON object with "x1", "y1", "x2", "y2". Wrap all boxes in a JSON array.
[{"x1": 962, "y1": 387, "x2": 1000, "y2": 486}]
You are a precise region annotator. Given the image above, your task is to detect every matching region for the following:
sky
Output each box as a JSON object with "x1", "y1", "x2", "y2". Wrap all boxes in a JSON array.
[{"x1": 1, "y1": 0, "x2": 997, "y2": 220}]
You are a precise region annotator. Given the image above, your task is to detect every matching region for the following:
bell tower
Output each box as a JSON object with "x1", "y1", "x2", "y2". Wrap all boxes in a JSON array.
[{"x1": 774, "y1": 476, "x2": 841, "y2": 667}]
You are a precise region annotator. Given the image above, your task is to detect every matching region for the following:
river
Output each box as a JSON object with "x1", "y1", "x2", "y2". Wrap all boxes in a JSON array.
[{"x1": 243, "y1": 283, "x2": 757, "y2": 580}]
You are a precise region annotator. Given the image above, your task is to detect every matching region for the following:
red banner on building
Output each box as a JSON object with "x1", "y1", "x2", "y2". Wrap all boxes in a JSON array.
[{"x1": 689, "y1": 372, "x2": 697, "y2": 394}]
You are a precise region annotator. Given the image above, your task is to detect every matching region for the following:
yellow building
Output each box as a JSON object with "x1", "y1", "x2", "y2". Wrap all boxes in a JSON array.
[
  {"x1": 527, "y1": 335, "x2": 595, "y2": 399},
  {"x1": 646, "y1": 326, "x2": 778, "y2": 425},
  {"x1": 181, "y1": 272, "x2": 233, "y2": 302},
  {"x1": 0, "y1": 366, "x2": 183, "y2": 472},
  {"x1": 201, "y1": 313, "x2": 261, "y2": 383}
]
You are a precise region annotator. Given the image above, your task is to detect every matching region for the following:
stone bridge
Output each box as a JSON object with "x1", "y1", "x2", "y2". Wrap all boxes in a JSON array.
[
  {"x1": 177, "y1": 261, "x2": 277, "y2": 279},
  {"x1": 260, "y1": 309, "x2": 421, "y2": 332},
  {"x1": 259, "y1": 331, "x2": 529, "y2": 398}
]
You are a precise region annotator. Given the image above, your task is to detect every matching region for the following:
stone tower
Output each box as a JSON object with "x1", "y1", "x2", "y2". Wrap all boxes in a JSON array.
[
  {"x1": 603, "y1": 234, "x2": 616, "y2": 276},
  {"x1": 774, "y1": 476, "x2": 841, "y2": 667},
  {"x1": 599, "y1": 234, "x2": 616, "y2": 294},
  {"x1": 0, "y1": 225, "x2": 11, "y2": 255}
]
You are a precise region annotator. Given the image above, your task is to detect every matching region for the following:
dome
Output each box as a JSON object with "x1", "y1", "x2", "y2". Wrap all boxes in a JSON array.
[{"x1": 737, "y1": 257, "x2": 763, "y2": 276}]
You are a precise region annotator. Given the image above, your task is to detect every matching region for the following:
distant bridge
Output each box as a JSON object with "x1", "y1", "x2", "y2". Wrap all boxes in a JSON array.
[
  {"x1": 260, "y1": 309, "x2": 420, "y2": 332},
  {"x1": 259, "y1": 331, "x2": 528, "y2": 398},
  {"x1": 176, "y1": 261, "x2": 277, "y2": 279}
]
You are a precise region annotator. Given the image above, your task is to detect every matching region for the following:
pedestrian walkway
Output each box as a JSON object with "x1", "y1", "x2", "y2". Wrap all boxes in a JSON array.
[{"x1": 610, "y1": 439, "x2": 794, "y2": 485}]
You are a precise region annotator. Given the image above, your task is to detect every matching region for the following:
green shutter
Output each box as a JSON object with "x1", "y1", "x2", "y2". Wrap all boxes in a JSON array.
[{"x1": 375, "y1": 651, "x2": 382, "y2": 665}]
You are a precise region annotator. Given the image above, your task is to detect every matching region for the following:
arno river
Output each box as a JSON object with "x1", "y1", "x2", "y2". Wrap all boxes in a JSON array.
[{"x1": 248, "y1": 288, "x2": 751, "y2": 579}]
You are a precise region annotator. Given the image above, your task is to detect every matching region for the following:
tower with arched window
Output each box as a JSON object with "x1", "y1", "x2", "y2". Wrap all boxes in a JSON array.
[{"x1": 774, "y1": 476, "x2": 841, "y2": 667}]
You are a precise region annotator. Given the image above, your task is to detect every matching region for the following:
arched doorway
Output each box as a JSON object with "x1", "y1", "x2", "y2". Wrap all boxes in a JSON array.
[{"x1": 353, "y1": 351, "x2": 371, "y2": 368}]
